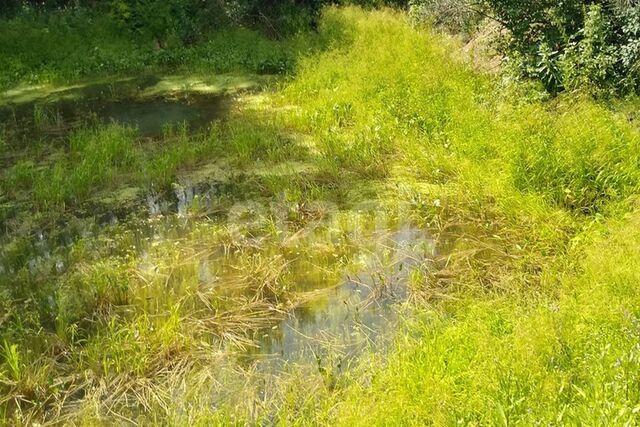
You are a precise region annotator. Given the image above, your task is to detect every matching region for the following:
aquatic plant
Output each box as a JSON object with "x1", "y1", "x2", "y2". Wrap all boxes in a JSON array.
[{"x1": 2, "y1": 5, "x2": 640, "y2": 426}]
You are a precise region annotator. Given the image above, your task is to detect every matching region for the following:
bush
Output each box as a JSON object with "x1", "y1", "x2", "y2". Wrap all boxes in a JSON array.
[
  {"x1": 482, "y1": 0, "x2": 640, "y2": 95},
  {"x1": 109, "y1": 0, "x2": 231, "y2": 47}
]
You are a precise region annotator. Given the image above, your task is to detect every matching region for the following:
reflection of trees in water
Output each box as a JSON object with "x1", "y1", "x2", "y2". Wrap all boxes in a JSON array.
[{"x1": 1, "y1": 76, "x2": 228, "y2": 139}]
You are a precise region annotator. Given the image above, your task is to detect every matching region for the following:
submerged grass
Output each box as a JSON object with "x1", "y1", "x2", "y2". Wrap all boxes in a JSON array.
[
  {"x1": 2, "y1": 5, "x2": 640, "y2": 425},
  {"x1": 0, "y1": 206, "x2": 403, "y2": 423}
]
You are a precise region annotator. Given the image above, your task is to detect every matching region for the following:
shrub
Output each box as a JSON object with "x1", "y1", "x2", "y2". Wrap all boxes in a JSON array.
[{"x1": 482, "y1": 0, "x2": 640, "y2": 95}]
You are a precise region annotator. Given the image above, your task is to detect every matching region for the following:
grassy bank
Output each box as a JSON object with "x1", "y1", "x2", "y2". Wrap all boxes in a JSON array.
[
  {"x1": 0, "y1": 8, "x2": 336, "y2": 90},
  {"x1": 241, "y1": 7, "x2": 640, "y2": 423},
  {"x1": 328, "y1": 211, "x2": 640, "y2": 425},
  {"x1": 2, "y1": 6, "x2": 640, "y2": 425},
  {"x1": 263, "y1": 9, "x2": 640, "y2": 423}
]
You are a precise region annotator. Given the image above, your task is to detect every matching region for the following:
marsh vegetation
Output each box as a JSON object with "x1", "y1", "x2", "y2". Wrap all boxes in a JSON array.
[{"x1": 2, "y1": 1, "x2": 640, "y2": 425}]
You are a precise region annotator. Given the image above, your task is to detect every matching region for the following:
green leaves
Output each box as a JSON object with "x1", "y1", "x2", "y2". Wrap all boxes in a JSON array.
[
  {"x1": 0, "y1": 340, "x2": 21, "y2": 383},
  {"x1": 482, "y1": 0, "x2": 640, "y2": 95}
]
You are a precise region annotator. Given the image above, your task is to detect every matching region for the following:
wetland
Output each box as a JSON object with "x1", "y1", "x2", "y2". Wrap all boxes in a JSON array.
[{"x1": 4, "y1": 4, "x2": 640, "y2": 426}]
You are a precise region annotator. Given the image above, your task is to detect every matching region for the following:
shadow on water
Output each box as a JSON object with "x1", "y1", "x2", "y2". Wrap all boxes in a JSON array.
[
  {"x1": 0, "y1": 76, "x2": 230, "y2": 140},
  {"x1": 96, "y1": 96, "x2": 227, "y2": 137}
]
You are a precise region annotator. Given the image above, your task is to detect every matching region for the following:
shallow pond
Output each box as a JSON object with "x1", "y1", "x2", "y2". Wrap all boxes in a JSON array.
[
  {"x1": 2, "y1": 187, "x2": 440, "y2": 370},
  {"x1": 0, "y1": 77, "x2": 231, "y2": 139},
  {"x1": 0, "y1": 75, "x2": 447, "y2": 411}
]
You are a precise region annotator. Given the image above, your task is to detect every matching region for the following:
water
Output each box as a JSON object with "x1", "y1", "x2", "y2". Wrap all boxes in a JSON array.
[
  {"x1": 0, "y1": 76, "x2": 229, "y2": 139},
  {"x1": 87, "y1": 95, "x2": 227, "y2": 137},
  {"x1": 2, "y1": 198, "x2": 438, "y2": 365},
  {"x1": 252, "y1": 226, "x2": 436, "y2": 368},
  {"x1": 1, "y1": 169, "x2": 441, "y2": 365},
  {"x1": 0, "y1": 75, "x2": 444, "y2": 380}
]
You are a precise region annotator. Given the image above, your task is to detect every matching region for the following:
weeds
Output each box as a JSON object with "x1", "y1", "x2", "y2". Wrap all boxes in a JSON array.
[
  {"x1": 0, "y1": 340, "x2": 21, "y2": 383},
  {"x1": 2, "y1": 5, "x2": 640, "y2": 426},
  {"x1": 0, "y1": 10, "x2": 334, "y2": 91}
]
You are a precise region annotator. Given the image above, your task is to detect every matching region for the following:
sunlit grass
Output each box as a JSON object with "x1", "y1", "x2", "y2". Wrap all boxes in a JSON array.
[
  {"x1": 2, "y1": 5, "x2": 640, "y2": 425},
  {"x1": 324, "y1": 211, "x2": 640, "y2": 426}
]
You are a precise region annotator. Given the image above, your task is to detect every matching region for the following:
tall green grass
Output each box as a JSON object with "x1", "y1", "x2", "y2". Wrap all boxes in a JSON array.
[
  {"x1": 2, "y1": 113, "x2": 310, "y2": 210},
  {"x1": 4, "y1": 125, "x2": 141, "y2": 208},
  {"x1": 0, "y1": 9, "x2": 333, "y2": 90},
  {"x1": 3, "y1": 5, "x2": 640, "y2": 425},
  {"x1": 284, "y1": 8, "x2": 640, "y2": 217},
  {"x1": 325, "y1": 211, "x2": 640, "y2": 425}
]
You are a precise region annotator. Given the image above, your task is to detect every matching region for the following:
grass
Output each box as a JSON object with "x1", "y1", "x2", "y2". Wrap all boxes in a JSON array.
[
  {"x1": 1, "y1": 111, "x2": 309, "y2": 210},
  {"x1": 2, "y1": 5, "x2": 640, "y2": 425},
  {"x1": 326, "y1": 211, "x2": 640, "y2": 425},
  {"x1": 0, "y1": 8, "x2": 338, "y2": 91}
]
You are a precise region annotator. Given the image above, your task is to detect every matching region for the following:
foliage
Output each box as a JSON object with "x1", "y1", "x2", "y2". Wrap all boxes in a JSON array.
[
  {"x1": 3, "y1": 5, "x2": 640, "y2": 425},
  {"x1": 481, "y1": 0, "x2": 640, "y2": 94},
  {"x1": 0, "y1": 9, "x2": 328, "y2": 89},
  {"x1": 108, "y1": 0, "x2": 229, "y2": 46}
]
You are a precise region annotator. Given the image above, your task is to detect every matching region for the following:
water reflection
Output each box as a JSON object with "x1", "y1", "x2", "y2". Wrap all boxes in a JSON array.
[
  {"x1": 0, "y1": 76, "x2": 229, "y2": 139},
  {"x1": 254, "y1": 227, "x2": 436, "y2": 368}
]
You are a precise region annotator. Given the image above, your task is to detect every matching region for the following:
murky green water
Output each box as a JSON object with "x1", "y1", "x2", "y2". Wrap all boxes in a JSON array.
[
  {"x1": 0, "y1": 76, "x2": 445, "y2": 381},
  {"x1": 0, "y1": 76, "x2": 229, "y2": 139}
]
